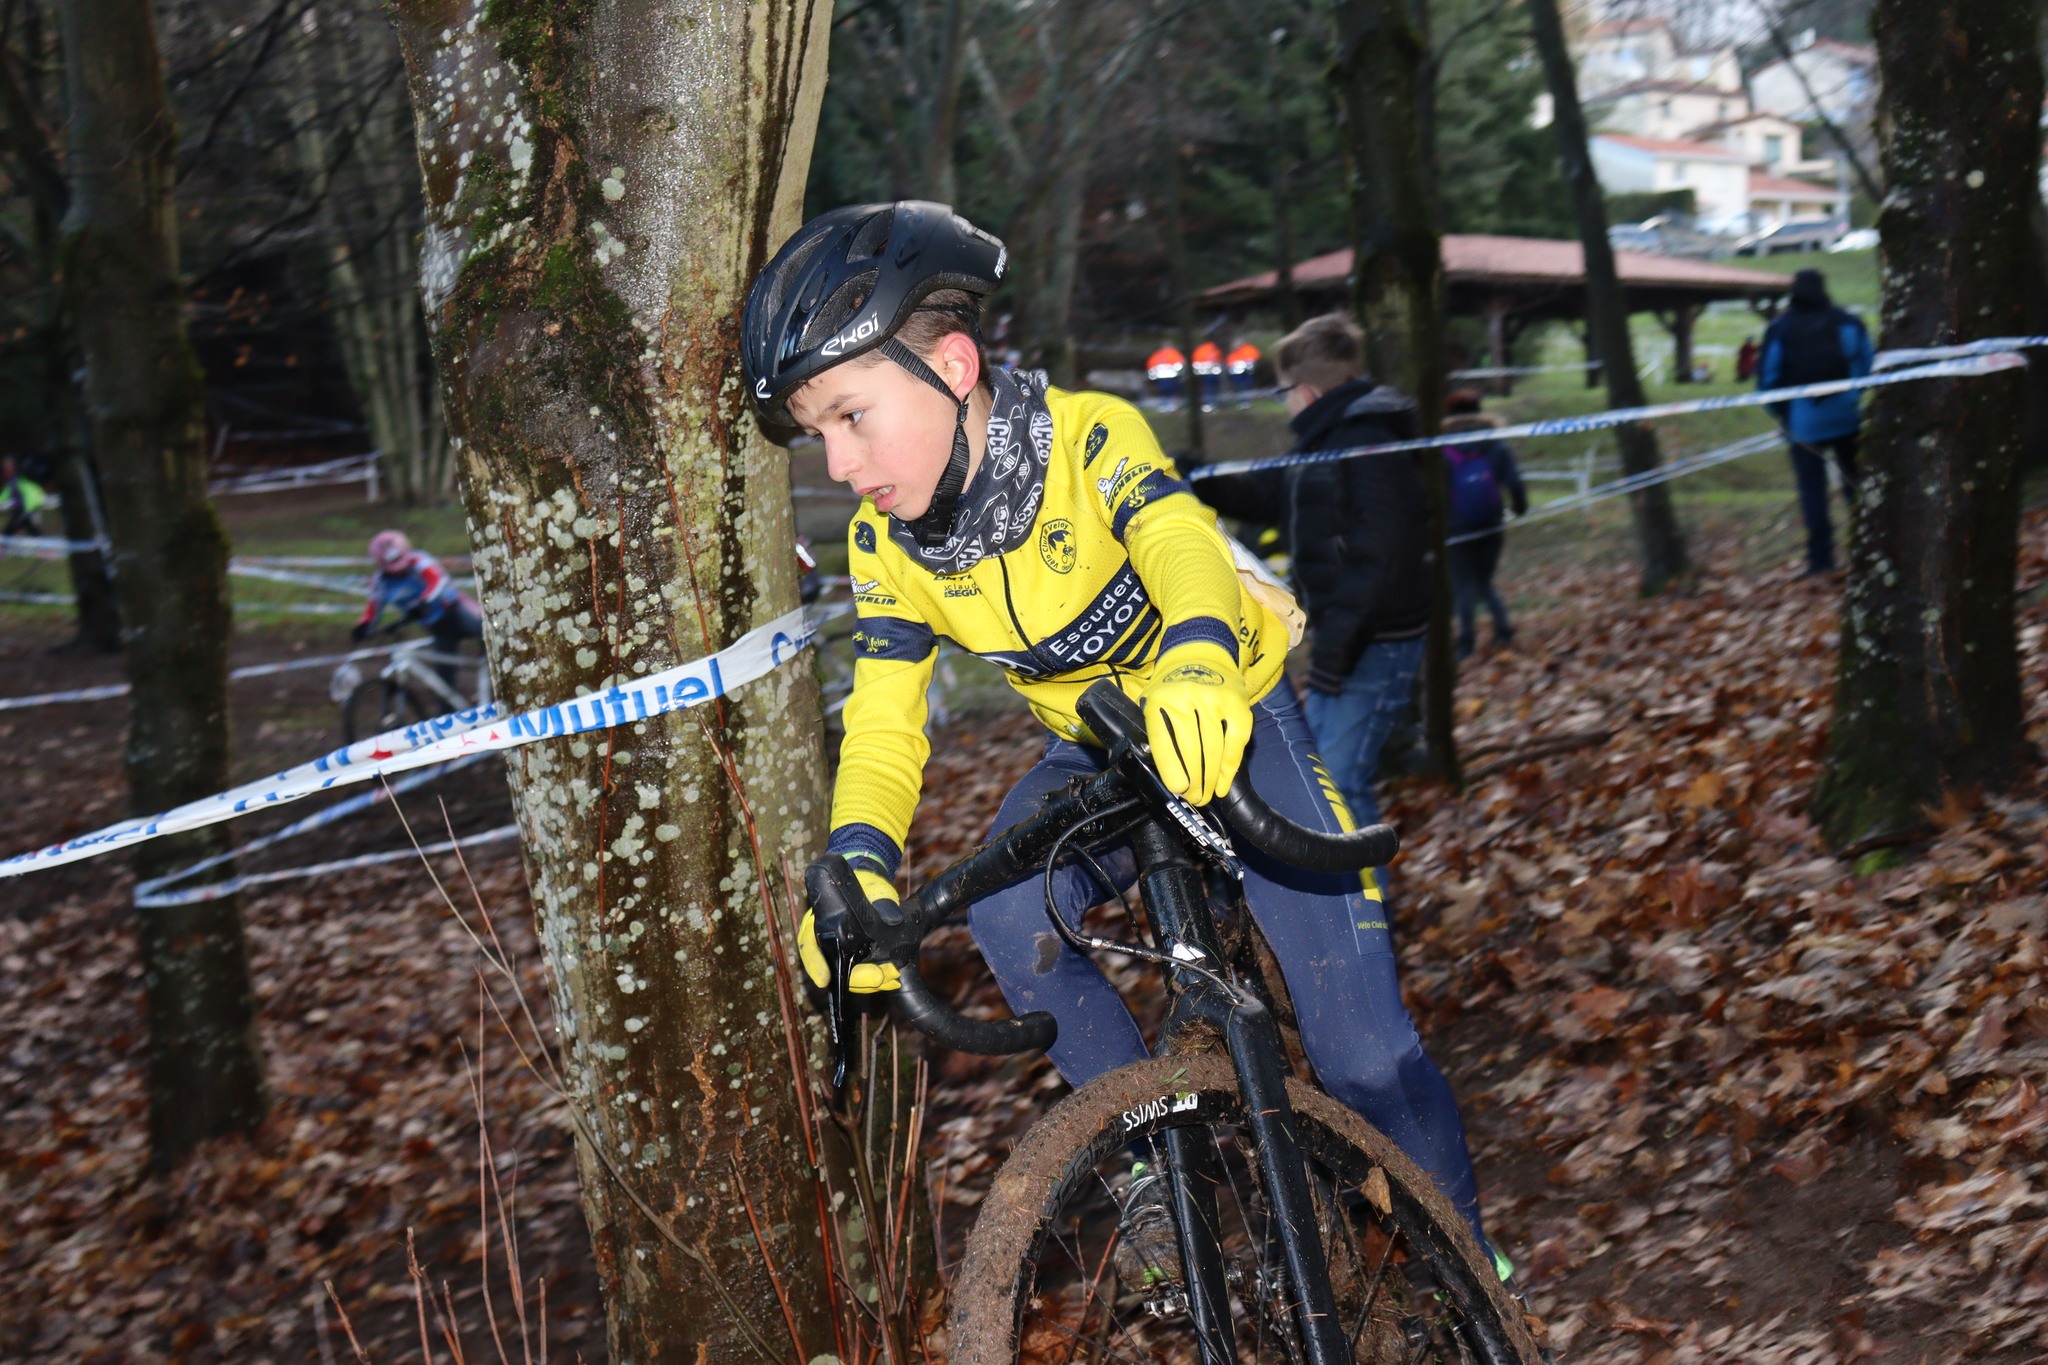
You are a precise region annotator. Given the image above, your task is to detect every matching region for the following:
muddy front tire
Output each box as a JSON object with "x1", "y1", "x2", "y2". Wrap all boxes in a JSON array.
[{"x1": 948, "y1": 1052, "x2": 1543, "y2": 1365}]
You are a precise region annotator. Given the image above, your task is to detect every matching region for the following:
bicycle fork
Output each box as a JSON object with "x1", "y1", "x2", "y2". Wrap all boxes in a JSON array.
[{"x1": 1134, "y1": 823, "x2": 1352, "y2": 1365}]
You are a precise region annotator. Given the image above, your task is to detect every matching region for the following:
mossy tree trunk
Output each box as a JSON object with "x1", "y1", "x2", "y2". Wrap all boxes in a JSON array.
[
  {"x1": 388, "y1": 1, "x2": 836, "y2": 1359},
  {"x1": 1813, "y1": 0, "x2": 2040, "y2": 854},
  {"x1": 1526, "y1": 0, "x2": 1689, "y2": 596},
  {"x1": 1333, "y1": 0, "x2": 1460, "y2": 785},
  {"x1": 57, "y1": 0, "x2": 266, "y2": 1165},
  {"x1": 1, "y1": 0, "x2": 121, "y2": 651}
]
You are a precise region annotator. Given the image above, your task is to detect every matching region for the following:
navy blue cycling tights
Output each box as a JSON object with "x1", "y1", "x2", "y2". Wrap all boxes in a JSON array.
[{"x1": 968, "y1": 685, "x2": 1488, "y2": 1249}]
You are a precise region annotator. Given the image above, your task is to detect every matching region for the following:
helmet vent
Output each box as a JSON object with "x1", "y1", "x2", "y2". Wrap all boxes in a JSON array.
[
  {"x1": 801, "y1": 272, "x2": 878, "y2": 348},
  {"x1": 847, "y1": 209, "x2": 894, "y2": 262}
]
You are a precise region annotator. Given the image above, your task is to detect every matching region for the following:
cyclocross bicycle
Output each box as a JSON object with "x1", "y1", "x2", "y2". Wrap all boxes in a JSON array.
[
  {"x1": 807, "y1": 681, "x2": 1546, "y2": 1365},
  {"x1": 330, "y1": 631, "x2": 492, "y2": 743}
]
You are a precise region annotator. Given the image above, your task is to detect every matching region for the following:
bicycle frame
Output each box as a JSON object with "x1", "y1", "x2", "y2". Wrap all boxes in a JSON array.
[
  {"x1": 1118, "y1": 815, "x2": 1354, "y2": 1365},
  {"x1": 809, "y1": 681, "x2": 1404, "y2": 1365},
  {"x1": 383, "y1": 639, "x2": 481, "y2": 713}
]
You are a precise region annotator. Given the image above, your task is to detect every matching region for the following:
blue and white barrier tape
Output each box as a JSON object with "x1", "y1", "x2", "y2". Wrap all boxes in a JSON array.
[
  {"x1": 0, "y1": 535, "x2": 104, "y2": 559},
  {"x1": 136, "y1": 825, "x2": 524, "y2": 905},
  {"x1": 133, "y1": 754, "x2": 494, "y2": 908},
  {"x1": 1445, "y1": 429, "x2": 1786, "y2": 547},
  {"x1": 1448, "y1": 361, "x2": 1602, "y2": 380},
  {"x1": 0, "y1": 645, "x2": 405, "y2": 713},
  {"x1": 0, "y1": 604, "x2": 823, "y2": 879},
  {"x1": 1871, "y1": 336, "x2": 2048, "y2": 372},
  {"x1": 227, "y1": 561, "x2": 369, "y2": 596},
  {"x1": 1187, "y1": 350, "x2": 2028, "y2": 481},
  {"x1": 0, "y1": 681, "x2": 132, "y2": 711}
]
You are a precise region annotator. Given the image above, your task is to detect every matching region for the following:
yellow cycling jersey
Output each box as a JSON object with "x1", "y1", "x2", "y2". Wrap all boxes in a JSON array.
[{"x1": 826, "y1": 371, "x2": 1294, "y2": 885}]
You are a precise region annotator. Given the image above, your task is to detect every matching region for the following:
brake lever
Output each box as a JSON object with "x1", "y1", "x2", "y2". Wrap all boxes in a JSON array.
[
  {"x1": 820, "y1": 922, "x2": 860, "y2": 1093},
  {"x1": 1078, "y1": 681, "x2": 1245, "y2": 879},
  {"x1": 1105, "y1": 736, "x2": 1245, "y2": 880},
  {"x1": 805, "y1": 854, "x2": 929, "y2": 1095}
]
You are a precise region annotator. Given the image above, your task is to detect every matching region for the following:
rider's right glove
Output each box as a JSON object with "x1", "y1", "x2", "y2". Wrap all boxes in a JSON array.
[
  {"x1": 797, "y1": 865, "x2": 903, "y2": 994},
  {"x1": 1142, "y1": 641, "x2": 1253, "y2": 806},
  {"x1": 351, "y1": 621, "x2": 372, "y2": 643}
]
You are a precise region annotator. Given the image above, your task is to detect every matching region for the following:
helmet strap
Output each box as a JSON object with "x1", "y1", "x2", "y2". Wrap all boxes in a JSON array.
[{"x1": 881, "y1": 335, "x2": 975, "y2": 548}]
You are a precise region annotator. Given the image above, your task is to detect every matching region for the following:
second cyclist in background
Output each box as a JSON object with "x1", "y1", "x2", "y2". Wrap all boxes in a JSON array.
[{"x1": 354, "y1": 530, "x2": 484, "y2": 684}]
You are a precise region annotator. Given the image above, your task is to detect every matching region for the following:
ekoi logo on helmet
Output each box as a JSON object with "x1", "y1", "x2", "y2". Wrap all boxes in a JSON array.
[{"x1": 820, "y1": 313, "x2": 882, "y2": 359}]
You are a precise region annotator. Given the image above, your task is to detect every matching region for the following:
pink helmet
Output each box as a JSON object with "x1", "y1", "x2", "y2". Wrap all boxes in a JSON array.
[{"x1": 368, "y1": 530, "x2": 413, "y2": 570}]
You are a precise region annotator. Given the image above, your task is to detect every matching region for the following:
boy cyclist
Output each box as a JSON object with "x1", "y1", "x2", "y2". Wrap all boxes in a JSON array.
[{"x1": 744, "y1": 202, "x2": 1508, "y2": 1282}]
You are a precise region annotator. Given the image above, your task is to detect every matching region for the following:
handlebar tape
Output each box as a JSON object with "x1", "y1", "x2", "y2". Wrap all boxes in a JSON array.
[
  {"x1": 1076, "y1": 679, "x2": 1399, "y2": 873},
  {"x1": 807, "y1": 853, "x2": 1059, "y2": 1059},
  {"x1": 893, "y1": 962, "x2": 1059, "y2": 1056},
  {"x1": 1210, "y1": 783, "x2": 1399, "y2": 873}
]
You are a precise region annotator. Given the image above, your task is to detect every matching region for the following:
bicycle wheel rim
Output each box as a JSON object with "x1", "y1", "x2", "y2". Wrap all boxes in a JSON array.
[{"x1": 948, "y1": 1052, "x2": 1540, "y2": 1365}]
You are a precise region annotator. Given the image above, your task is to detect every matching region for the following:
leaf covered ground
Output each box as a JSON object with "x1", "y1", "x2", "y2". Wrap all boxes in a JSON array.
[
  {"x1": 909, "y1": 505, "x2": 2048, "y2": 1364},
  {"x1": 1, "y1": 503, "x2": 2044, "y2": 1362}
]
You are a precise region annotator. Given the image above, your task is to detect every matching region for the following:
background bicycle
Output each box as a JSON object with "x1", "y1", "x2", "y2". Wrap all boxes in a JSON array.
[{"x1": 329, "y1": 631, "x2": 492, "y2": 742}]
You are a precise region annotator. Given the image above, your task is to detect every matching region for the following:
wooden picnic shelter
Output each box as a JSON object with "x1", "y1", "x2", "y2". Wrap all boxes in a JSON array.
[{"x1": 1197, "y1": 234, "x2": 1792, "y2": 384}]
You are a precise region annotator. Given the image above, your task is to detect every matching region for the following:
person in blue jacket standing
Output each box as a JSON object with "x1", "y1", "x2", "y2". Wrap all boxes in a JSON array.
[{"x1": 1758, "y1": 268, "x2": 1874, "y2": 575}]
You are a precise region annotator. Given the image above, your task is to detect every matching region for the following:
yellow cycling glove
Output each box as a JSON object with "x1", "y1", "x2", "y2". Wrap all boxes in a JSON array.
[
  {"x1": 796, "y1": 866, "x2": 903, "y2": 993},
  {"x1": 1143, "y1": 642, "x2": 1253, "y2": 806}
]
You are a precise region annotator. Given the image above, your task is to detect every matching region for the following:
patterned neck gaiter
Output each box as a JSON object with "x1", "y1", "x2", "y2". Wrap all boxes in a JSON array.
[{"x1": 887, "y1": 367, "x2": 1054, "y2": 576}]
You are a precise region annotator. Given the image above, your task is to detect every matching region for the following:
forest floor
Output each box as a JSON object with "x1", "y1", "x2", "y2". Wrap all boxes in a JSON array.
[{"x1": 3, "y1": 464, "x2": 2047, "y2": 1361}]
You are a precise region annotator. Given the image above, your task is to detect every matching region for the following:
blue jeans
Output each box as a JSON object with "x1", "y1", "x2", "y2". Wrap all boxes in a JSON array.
[
  {"x1": 1789, "y1": 434, "x2": 1859, "y2": 573},
  {"x1": 967, "y1": 686, "x2": 1488, "y2": 1249},
  {"x1": 1301, "y1": 637, "x2": 1426, "y2": 836}
]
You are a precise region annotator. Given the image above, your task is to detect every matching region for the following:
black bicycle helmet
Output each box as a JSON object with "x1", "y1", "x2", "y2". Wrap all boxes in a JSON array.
[{"x1": 743, "y1": 202, "x2": 1006, "y2": 546}]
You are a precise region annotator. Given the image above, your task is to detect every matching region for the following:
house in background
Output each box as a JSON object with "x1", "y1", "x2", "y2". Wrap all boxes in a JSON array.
[
  {"x1": 1572, "y1": 18, "x2": 1742, "y2": 101},
  {"x1": 1586, "y1": 79, "x2": 1748, "y2": 144},
  {"x1": 1590, "y1": 135, "x2": 1756, "y2": 233},
  {"x1": 1750, "y1": 33, "x2": 1878, "y2": 127},
  {"x1": 1689, "y1": 112, "x2": 1835, "y2": 179},
  {"x1": 1747, "y1": 173, "x2": 1844, "y2": 228},
  {"x1": 1570, "y1": 16, "x2": 1850, "y2": 239}
]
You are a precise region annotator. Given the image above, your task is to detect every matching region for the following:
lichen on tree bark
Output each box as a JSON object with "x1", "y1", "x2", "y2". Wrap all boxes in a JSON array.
[{"x1": 389, "y1": 0, "x2": 836, "y2": 1357}]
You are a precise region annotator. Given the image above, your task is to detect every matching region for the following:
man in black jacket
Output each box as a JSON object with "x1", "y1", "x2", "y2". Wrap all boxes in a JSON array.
[{"x1": 1187, "y1": 313, "x2": 1431, "y2": 855}]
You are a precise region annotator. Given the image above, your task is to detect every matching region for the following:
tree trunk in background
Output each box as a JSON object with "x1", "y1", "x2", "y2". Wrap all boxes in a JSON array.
[
  {"x1": 1158, "y1": 73, "x2": 1205, "y2": 458},
  {"x1": 389, "y1": 1, "x2": 835, "y2": 1358},
  {"x1": 42, "y1": 366, "x2": 123, "y2": 654},
  {"x1": 2, "y1": 0, "x2": 121, "y2": 651},
  {"x1": 1334, "y1": 0, "x2": 1459, "y2": 785},
  {"x1": 293, "y1": 4, "x2": 449, "y2": 505},
  {"x1": 57, "y1": 0, "x2": 266, "y2": 1166},
  {"x1": 1813, "y1": 0, "x2": 2039, "y2": 854},
  {"x1": 923, "y1": 0, "x2": 973, "y2": 204},
  {"x1": 1526, "y1": 0, "x2": 1689, "y2": 596},
  {"x1": 2023, "y1": 197, "x2": 2048, "y2": 474},
  {"x1": 1266, "y1": 29, "x2": 1301, "y2": 330}
]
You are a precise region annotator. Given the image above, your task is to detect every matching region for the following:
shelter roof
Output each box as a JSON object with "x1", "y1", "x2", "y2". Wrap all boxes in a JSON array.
[{"x1": 1196, "y1": 235, "x2": 1790, "y2": 309}]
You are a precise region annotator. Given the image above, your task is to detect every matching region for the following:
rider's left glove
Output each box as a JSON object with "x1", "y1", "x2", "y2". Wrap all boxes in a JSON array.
[
  {"x1": 1143, "y1": 642, "x2": 1253, "y2": 806},
  {"x1": 797, "y1": 865, "x2": 903, "y2": 993}
]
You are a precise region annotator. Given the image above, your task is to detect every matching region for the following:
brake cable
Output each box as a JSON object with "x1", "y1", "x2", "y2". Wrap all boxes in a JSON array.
[{"x1": 1038, "y1": 798, "x2": 1237, "y2": 998}]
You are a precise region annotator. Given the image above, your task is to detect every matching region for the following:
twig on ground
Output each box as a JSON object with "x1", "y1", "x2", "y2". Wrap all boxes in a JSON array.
[{"x1": 1462, "y1": 726, "x2": 1612, "y2": 781}]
